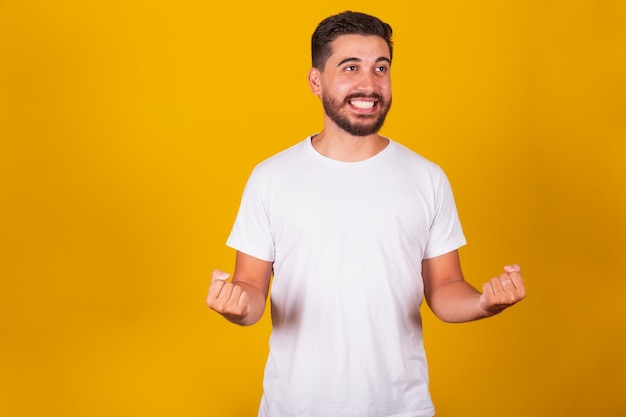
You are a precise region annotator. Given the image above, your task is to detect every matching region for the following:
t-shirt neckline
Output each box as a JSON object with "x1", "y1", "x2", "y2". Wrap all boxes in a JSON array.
[{"x1": 305, "y1": 135, "x2": 394, "y2": 167}]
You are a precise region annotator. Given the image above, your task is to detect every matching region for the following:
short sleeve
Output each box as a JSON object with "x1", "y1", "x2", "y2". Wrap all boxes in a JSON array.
[
  {"x1": 423, "y1": 169, "x2": 467, "y2": 259},
  {"x1": 226, "y1": 168, "x2": 276, "y2": 262}
]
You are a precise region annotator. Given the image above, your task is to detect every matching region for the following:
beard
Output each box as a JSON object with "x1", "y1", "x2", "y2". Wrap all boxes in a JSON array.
[{"x1": 321, "y1": 92, "x2": 392, "y2": 137}]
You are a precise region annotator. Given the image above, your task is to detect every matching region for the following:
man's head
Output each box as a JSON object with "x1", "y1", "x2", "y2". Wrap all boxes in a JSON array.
[
  {"x1": 311, "y1": 11, "x2": 393, "y2": 71},
  {"x1": 309, "y1": 11, "x2": 394, "y2": 137}
]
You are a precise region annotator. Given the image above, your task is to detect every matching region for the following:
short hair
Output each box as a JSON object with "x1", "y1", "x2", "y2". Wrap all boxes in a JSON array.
[{"x1": 311, "y1": 11, "x2": 393, "y2": 70}]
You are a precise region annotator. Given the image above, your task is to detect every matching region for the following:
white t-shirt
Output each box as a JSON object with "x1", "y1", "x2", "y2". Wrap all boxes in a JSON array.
[{"x1": 227, "y1": 137, "x2": 466, "y2": 417}]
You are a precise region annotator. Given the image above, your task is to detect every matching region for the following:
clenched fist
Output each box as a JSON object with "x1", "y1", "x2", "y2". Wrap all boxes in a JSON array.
[
  {"x1": 206, "y1": 269, "x2": 251, "y2": 321},
  {"x1": 479, "y1": 264, "x2": 526, "y2": 316}
]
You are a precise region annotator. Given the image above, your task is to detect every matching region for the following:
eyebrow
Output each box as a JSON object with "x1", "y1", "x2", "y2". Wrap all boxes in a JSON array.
[{"x1": 337, "y1": 56, "x2": 392, "y2": 67}]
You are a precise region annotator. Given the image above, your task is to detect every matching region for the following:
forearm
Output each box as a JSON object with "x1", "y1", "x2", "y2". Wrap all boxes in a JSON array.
[
  {"x1": 422, "y1": 252, "x2": 526, "y2": 323},
  {"x1": 427, "y1": 280, "x2": 490, "y2": 323}
]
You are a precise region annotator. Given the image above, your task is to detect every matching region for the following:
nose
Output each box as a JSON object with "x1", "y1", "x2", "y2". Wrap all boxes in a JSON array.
[{"x1": 355, "y1": 70, "x2": 378, "y2": 93}]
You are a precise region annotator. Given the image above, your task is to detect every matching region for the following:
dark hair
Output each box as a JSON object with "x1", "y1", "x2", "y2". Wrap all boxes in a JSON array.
[{"x1": 311, "y1": 11, "x2": 393, "y2": 70}]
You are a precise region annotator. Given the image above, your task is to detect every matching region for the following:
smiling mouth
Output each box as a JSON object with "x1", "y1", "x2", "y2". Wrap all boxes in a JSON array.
[{"x1": 350, "y1": 100, "x2": 376, "y2": 109}]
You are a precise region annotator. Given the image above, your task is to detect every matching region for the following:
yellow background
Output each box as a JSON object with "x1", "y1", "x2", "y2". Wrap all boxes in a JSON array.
[{"x1": 1, "y1": 1, "x2": 625, "y2": 416}]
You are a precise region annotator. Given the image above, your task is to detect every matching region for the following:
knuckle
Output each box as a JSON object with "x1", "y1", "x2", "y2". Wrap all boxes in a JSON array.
[
  {"x1": 208, "y1": 300, "x2": 227, "y2": 313},
  {"x1": 223, "y1": 304, "x2": 243, "y2": 316},
  {"x1": 206, "y1": 295, "x2": 217, "y2": 308}
]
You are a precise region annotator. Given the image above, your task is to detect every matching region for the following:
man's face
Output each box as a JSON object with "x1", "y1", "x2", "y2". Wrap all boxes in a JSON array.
[{"x1": 314, "y1": 34, "x2": 392, "y2": 137}]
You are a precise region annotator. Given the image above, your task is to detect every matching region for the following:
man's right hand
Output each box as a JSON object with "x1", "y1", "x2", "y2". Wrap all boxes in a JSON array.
[{"x1": 206, "y1": 269, "x2": 251, "y2": 321}]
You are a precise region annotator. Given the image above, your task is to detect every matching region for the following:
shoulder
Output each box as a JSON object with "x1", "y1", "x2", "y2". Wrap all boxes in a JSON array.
[
  {"x1": 244, "y1": 137, "x2": 313, "y2": 191},
  {"x1": 387, "y1": 139, "x2": 446, "y2": 177},
  {"x1": 253, "y1": 137, "x2": 310, "y2": 174}
]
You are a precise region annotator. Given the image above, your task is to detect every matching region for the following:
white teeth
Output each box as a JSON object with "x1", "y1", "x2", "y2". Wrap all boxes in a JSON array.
[{"x1": 350, "y1": 100, "x2": 375, "y2": 109}]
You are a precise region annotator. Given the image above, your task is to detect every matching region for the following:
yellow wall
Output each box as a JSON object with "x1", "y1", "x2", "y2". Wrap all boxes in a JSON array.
[{"x1": 1, "y1": 1, "x2": 624, "y2": 416}]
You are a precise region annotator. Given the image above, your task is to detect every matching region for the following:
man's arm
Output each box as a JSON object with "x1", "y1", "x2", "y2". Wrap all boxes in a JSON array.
[
  {"x1": 206, "y1": 251, "x2": 273, "y2": 326},
  {"x1": 422, "y1": 250, "x2": 526, "y2": 323}
]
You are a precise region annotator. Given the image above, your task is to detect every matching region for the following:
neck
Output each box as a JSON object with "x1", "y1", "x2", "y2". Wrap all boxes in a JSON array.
[{"x1": 311, "y1": 129, "x2": 389, "y2": 162}]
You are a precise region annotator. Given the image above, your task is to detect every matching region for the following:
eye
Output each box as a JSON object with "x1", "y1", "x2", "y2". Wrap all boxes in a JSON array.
[
  {"x1": 376, "y1": 66, "x2": 388, "y2": 73},
  {"x1": 345, "y1": 65, "x2": 357, "y2": 71}
]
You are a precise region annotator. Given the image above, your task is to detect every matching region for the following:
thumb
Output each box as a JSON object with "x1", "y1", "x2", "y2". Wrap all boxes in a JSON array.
[
  {"x1": 504, "y1": 264, "x2": 521, "y2": 274},
  {"x1": 211, "y1": 269, "x2": 230, "y2": 284}
]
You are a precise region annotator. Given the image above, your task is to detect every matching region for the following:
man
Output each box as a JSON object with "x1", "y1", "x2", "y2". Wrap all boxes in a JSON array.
[{"x1": 207, "y1": 10, "x2": 525, "y2": 417}]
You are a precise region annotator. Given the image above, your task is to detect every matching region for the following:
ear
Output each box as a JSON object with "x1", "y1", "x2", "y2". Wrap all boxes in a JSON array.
[{"x1": 308, "y1": 67, "x2": 322, "y2": 95}]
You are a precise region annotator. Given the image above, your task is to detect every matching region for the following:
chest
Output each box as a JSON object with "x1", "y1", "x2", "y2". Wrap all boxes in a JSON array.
[{"x1": 269, "y1": 164, "x2": 436, "y2": 247}]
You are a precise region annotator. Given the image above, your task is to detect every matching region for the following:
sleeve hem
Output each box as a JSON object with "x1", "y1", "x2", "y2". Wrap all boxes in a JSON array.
[
  {"x1": 226, "y1": 238, "x2": 275, "y2": 263},
  {"x1": 423, "y1": 237, "x2": 467, "y2": 260}
]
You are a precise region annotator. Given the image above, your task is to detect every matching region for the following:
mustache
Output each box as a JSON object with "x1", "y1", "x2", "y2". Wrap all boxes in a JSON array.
[{"x1": 344, "y1": 93, "x2": 384, "y2": 103}]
